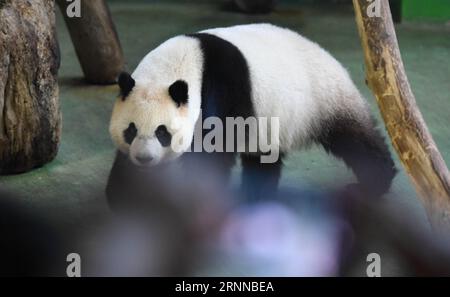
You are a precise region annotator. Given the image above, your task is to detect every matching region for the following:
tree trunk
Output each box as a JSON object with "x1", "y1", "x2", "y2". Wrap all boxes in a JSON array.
[
  {"x1": 0, "y1": 0, "x2": 61, "y2": 174},
  {"x1": 56, "y1": 0, "x2": 124, "y2": 84},
  {"x1": 353, "y1": 0, "x2": 450, "y2": 232}
]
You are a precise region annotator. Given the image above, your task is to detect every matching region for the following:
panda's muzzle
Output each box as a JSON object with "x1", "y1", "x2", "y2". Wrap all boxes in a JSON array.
[
  {"x1": 135, "y1": 155, "x2": 154, "y2": 165},
  {"x1": 129, "y1": 136, "x2": 163, "y2": 167}
]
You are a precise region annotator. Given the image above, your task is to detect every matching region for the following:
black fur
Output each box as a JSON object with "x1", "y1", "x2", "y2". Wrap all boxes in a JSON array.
[
  {"x1": 118, "y1": 72, "x2": 135, "y2": 99},
  {"x1": 187, "y1": 33, "x2": 254, "y2": 120},
  {"x1": 318, "y1": 116, "x2": 397, "y2": 197},
  {"x1": 106, "y1": 151, "x2": 164, "y2": 211},
  {"x1": 169, "y1": 80, "x2": 189, "y2": 107},
  {"x1": 123, "y1": 122, "x2": 137, "y2": 145},
  {"x1": 241, "y1": 153, "x2": 284, "y2": 201},
  {"x1": 187, "y1": 33, "x2": 274, "y2": 199},
  {"x1": 106, "y1": 152, "x2": 129, "y2": 211},
  {"x1": 155, "y1": 125, "x2": 172, "y2": 147}
]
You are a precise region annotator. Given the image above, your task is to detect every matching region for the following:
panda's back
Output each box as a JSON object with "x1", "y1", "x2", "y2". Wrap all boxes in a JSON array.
[{"x1": 201, "y1": 24, "x2": 370, "y2": 151}]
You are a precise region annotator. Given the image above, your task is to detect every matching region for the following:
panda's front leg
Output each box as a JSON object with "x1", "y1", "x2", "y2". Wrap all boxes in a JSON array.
[
  {"x1": 106, "y1": 150, "x2": 153, "y2": 211},
  {"x1": 106, "y1": 151, "x2": 131, "y2": 211},
  {"x1": 240, "y1": 153, "x2": 283, "y2": 202}
]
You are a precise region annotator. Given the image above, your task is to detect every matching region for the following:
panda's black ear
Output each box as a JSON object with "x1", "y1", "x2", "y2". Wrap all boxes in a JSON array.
[
  {"x1": 169, "y1": 80, "x2": 189, "y2": 107},
  {"x1": 118, "y1": 72, "x2": 135, "y2": 100}
]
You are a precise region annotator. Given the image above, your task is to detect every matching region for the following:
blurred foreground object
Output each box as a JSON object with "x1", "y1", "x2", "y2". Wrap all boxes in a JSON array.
[
  {"x1": 80, "y1": 216, "x2": 192, "y2": 276},
  {"x1": 102, "y1": 151, "x2": 230, "y2": 276},
  {"x1": 353, "y1": 0, "x2": 450, "y2": 233},
  {"x1": 56, "y1": 0, "x2": 124, "y2": 84},
  {"x1": 0, "y1": 0, "x2": 61, "y2": 174},
  {"x1": 2, "y1": 186, "x2": 450, "y2": 276},
  {"x1": 233, "y1": 0, "x2": 277, "y2": 14},
  {"x1": 338, "y1": 191, "x2": 450, "y2": 276},
  {"x1": 216, "y1": 202, "x2": 343, "y2": 276},
  {"x1": 0, "y1": 192, "x2": 66, "y2": 276}
]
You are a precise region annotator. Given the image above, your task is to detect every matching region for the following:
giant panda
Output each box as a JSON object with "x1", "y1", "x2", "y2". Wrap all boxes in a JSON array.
[{"x1": 107, "y1": 24, "x2": 397, "y2": 202}]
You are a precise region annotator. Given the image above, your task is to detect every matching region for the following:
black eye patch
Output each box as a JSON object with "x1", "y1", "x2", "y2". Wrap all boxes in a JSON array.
[
  {"x1": 155, "y1": 125, "x2": 172, "y2": 147},
  {"x1": 118, "y1": 72, "x2": 135, "y2": 100},
  {"x1": 168, "y1": 80, "x2": 188, "y2": 107},
  {"x1": 123, "y1": 122, "x2": 137, "y2": 145}
]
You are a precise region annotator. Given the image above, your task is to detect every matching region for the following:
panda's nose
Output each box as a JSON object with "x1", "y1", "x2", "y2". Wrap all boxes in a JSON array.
[{"x1": 136, "y1": 155, "x2": 153, "y2": 165}]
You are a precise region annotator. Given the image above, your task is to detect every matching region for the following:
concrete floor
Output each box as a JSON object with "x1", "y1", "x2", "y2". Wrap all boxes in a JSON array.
[{"x1": 1, "y1": 0, "x2": 449, "y2": 276}]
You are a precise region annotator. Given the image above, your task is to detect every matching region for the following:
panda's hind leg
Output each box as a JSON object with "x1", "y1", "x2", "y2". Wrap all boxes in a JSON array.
[
  {"x1": 241, "y1": 153, "x2": 284, "y2": 202},
  {"x1": 319, "y1": 116, "x2": 397, "y2": 197}
]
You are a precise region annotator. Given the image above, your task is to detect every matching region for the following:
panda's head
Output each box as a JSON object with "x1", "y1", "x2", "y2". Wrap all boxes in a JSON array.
[{"x1": 109, "y1": 72, "x2": 197, "y2": 167}]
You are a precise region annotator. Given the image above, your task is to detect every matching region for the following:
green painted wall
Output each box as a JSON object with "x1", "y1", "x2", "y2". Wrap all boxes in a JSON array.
[{"x1": 403, "y1": 0, "x2": 450, "y2": 21}]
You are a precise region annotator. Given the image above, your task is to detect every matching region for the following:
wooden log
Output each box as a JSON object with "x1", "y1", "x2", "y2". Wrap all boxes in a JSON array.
[
  {"x1": 0, "y1": 0, "x2": 61, "y2": 174},
  {"x1": 352, "y1": 0, "x2": 450, "y2": 232},
  {"x1": 56, "y1": 0, "x2": 124, "y2": 84}
]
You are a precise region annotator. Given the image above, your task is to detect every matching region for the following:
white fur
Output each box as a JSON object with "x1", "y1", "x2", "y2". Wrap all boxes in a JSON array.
[
  {"x1": 110, "y1": 24, "x2": 372, "y2": 165},
  {"x1": 202, "y1": 24, "x2": 371, "y2": 152},
  {"x1": 109, "y1": 36, "x2": 203, "y2": 165}
]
